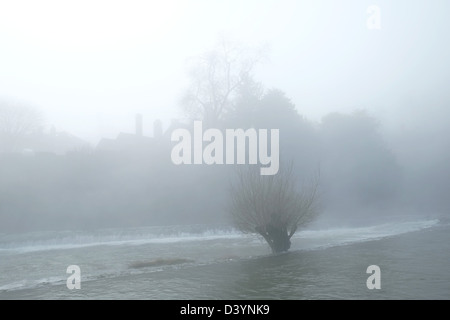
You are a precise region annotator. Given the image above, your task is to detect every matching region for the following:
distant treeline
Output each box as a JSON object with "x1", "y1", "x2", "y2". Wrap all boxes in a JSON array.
[{"x1": 1, "y1": 90, "x2": 450, "y2": 232}]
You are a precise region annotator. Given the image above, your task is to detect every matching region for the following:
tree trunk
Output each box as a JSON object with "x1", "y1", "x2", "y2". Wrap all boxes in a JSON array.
[{"x1": 256, "y1": 225, "x2": 291, "y2": 254}]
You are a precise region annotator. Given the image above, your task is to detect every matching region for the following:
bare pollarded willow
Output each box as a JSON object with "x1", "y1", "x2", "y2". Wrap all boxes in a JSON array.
[{"x1": 229, "y1": 164, "x2": 319, "y2": 254}]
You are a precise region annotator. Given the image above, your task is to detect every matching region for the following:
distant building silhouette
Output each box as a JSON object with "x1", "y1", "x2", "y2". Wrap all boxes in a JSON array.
[
  {"x1": 153, "y1": 119, "x2": 163, "y2": 140},
  {"x1": 136, "y1": 114, "x2": 143, "y2": 137},
  {"x1": 96, "y1": 114, "x2": 168, "y2": 154},
  {"x1": 0, "y1": 126, "x2": 89, "y2": 155}
]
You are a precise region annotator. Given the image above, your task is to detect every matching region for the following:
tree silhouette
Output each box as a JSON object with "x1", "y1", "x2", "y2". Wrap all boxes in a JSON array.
[
  {"x1": 320, "y1": 110, "x2": 401, "y2": 211},
  {"x1": 0, "y1": 100, "x2": 43, "y2": 152},
  {"x1": 181, "y1": 37, "x2": 266, "y2": 127},
  {"x1": 229, "y1": 164, "x2": 319, "y2": 254}
]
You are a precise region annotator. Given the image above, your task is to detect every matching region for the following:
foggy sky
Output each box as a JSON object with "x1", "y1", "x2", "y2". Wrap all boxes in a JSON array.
[{"x1": 1, "y1": 0, "x2": 449, "y2": 143}]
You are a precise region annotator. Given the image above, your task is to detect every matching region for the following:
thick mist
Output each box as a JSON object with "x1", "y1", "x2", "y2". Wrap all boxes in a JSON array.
[{"x1": 1, "y1": 1, "x2": 450, "y2": 234}]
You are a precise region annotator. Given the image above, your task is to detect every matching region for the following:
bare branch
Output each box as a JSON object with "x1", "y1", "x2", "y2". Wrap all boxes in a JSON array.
[
  {"x1": 0, "y1": 100, "x2": 44, "y2": 152},
  {"x1": 181, "y1": 38, "x2": 267, "y2": 126},
  {"x1": 228, "y1": 163, "x2": 320, "y2": 253}
]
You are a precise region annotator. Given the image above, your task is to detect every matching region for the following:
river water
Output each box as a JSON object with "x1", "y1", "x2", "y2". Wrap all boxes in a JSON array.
[{"x1": 0, "y1": 217, "x2": 449, "y2": 299}]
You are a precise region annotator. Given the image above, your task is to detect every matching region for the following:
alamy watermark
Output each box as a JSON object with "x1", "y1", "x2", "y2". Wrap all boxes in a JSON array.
[
  {"x1": 66, "y1": 265, "x2": 81, "y2": 290},
  {"x1": 367, "y1": 5, "x2": 381, "y2": 30},
  {"x1": 366, "y1": 265, "x2": 381, "y2": 290},
  {"x1": 171, "y1": 121, "x2": 280, "y2": 176}
]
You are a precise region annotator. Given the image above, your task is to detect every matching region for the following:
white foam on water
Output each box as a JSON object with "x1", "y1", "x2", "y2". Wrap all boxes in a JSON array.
[
  {"x1": 293, "y1": 219, "x2": 439, "y2": 250},
  {"x1": 0, "y1": 219, "x2": 440, "y2": 293},
  {"x1": 0, "y1": 219, "x2": 439, "y2": 254},
  {"x1": 0, "y1": 227, "x2": 244, "y2": 254},
  {"x1": 0, "y1": 276, "x2": 66, "y2": 292}
]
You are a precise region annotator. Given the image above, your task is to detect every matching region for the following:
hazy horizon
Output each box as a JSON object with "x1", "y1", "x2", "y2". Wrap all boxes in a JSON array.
[
  {"x1": 2, "y1": 0, "x2": 449, "y2": 144},
  {"x1": 1, "y1": 1, "x2": 450, "y2": 302}
]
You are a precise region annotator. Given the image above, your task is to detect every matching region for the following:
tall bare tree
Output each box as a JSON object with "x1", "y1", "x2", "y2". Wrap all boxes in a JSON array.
[
  {"x1": 182, "y1": 37, "x2": 266, "y2": 127},
  {"x1": 229, "y1": 164, "x2": 319, "y2": 254},
  {"x1": 0, "y1": 100, "x2": 43, "y2": 152}
]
